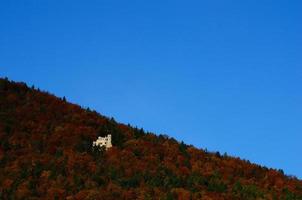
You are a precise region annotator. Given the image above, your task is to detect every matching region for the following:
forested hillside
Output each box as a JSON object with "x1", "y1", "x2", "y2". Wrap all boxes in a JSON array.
[{"x1": 0, "y1": 78, "x2": 301, "y2": 200}]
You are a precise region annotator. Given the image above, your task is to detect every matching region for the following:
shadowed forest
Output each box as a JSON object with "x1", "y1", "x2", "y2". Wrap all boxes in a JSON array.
[{"x1": 0, "y1": 78, "x2": 301, "y2": 200}]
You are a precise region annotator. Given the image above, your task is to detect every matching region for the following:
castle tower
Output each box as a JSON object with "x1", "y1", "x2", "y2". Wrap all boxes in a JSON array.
[{"x1": 106, "y1": 134, "x2": 112, "y2": 149}]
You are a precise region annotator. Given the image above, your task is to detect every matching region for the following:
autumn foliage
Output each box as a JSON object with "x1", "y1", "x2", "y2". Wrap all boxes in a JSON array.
[{"x1": 0, "y1": 78, "x2": 301, "y2": 200}]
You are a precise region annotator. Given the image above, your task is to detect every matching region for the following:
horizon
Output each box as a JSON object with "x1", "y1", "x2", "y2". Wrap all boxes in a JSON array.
[
  {"x1": 1, "y1": 1, "x2": 301, "y2": 179},
  {"x1": 2, "y1": 75, "x2": 301, "y2": 180},
  {"x1": 0, "y1": 76, "x2": 301, "y2": 172}
]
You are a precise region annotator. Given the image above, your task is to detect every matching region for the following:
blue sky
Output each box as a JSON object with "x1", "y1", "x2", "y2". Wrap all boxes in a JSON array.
[{"x1": 0, "y1": 1, "x2": 301, "y2": 178}]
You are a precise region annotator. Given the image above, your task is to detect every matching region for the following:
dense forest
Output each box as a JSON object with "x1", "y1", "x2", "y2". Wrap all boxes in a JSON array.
[{"x1": 0, "y1": 77, "x2": 301, "y2": 200}]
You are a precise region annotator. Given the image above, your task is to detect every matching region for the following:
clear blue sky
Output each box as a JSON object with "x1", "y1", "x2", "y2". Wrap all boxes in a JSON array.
[{"x1": 1, "y1": 1, "x2": 301, "y2": 178}]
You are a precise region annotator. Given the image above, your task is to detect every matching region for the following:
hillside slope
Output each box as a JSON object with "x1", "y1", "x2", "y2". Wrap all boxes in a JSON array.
[{"x1": 0, "y1": 78, "x2": 301, "y2": 200}]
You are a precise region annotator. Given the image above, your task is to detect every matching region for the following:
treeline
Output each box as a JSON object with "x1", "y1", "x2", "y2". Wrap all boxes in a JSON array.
[{"x1": 0, "y1": 78, "x2": 302, "y2": 200}]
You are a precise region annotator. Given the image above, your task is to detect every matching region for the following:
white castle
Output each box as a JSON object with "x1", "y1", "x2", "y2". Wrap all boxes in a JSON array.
[{"x1": 92, "y1": 134, "x2": 112, "y2": 150}]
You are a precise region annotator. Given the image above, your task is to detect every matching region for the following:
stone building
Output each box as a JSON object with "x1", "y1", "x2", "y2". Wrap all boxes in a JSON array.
[{"x1": 92, "y1": 134, "x2": 112, "y2": 150}]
